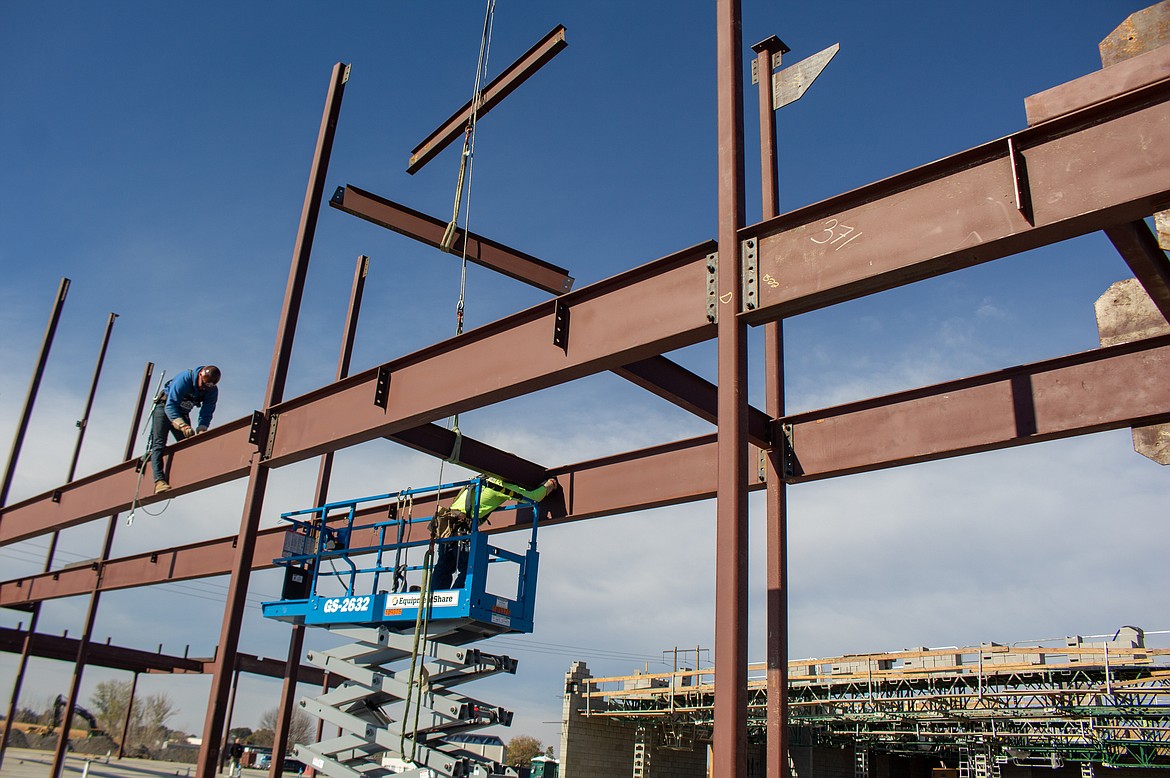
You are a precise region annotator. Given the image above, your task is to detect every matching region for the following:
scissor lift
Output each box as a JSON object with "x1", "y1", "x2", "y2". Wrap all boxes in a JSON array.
[{"x1": 262, "y1": 477, "x2": 542, "y2": 777}]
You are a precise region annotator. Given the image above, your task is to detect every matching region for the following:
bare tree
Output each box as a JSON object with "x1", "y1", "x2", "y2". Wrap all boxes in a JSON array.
[
  {"x1": 89, "y1": 680, "x2": 176, "y2": 750},
  {"x1": 258, "y1": 707, "x2": 314, "y2": 750}
]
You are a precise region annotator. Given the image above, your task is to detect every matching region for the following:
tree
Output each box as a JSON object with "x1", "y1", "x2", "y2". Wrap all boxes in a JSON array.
[
  {"x1": 505, "y1": 735, "x2": 544, "y2": 768},
  {"x1": 89, "y1": 680, "x2": 176, "y2": 750},
  {"x1": 258, "y1": 707, "x2": 314, "y2": 749}
]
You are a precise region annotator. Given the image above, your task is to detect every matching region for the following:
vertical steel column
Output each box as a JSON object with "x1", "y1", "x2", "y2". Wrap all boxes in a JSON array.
[
  {"x1": 714, "y1": 0, "x2": 748, "y2": 776},
  {"x1": 219, "y1": 661, "x2": 240, "y2": 774},
  {"x1": 269, "y1": 255, "x2": 369, "y2": 778},
  {"x1": 0, "y1": 278, "x2": 73, "y2": 770},
  {"x1": 0, "y1": 276, "x2": 70, "y2": 508},
  {"x1": 753, "y1": 37, "x2": 790, "y2": 778},
  {"x1": 116, "y1": 672, "x2": 139, "y2": 760},
  {"x1": 49, "y1": 361, "x2": 152, "y2": 778},
  {"x1": 195, "y1": 61, "x2": 348, "y2": 778},
  {"x1": 65, "y1": 313, "x2": 118, "y2": 482}
]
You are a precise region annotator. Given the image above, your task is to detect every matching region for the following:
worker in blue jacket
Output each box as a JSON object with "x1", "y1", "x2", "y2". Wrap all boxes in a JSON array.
[{"x1": 150, "y1": 365, "x2": 220, "y2": 494}]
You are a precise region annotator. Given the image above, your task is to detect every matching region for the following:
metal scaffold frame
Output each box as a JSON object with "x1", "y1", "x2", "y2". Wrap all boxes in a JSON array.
[{"x1": 2, "y1": 3, "x2": 1170, "y2": 778}]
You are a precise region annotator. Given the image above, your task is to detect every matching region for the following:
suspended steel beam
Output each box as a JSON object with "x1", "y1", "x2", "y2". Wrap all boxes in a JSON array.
[
  {"x1": 407, "y1": 24, "x2": 568, "y2": 174},
  {"x1": 6, "y1": 71, "x2": 1170, "y2": 548},
  {"x1": 330, "y1": 184, "x2": 573, "y2": 294},
  {"x1": 4, "y1": 334, "x2": 1169, "y2": 608},
  {"x1": 333, "y1": 185, "x2": 755, "y2": 437}
]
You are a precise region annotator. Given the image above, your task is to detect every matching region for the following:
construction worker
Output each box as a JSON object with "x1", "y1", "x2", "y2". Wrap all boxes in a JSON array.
[
  {"x1": 149, "y1": 365, "x2": 220, "y2": 494},
  {"x1": 431, "y1": 475, "x2": 558, "y2": 589}
]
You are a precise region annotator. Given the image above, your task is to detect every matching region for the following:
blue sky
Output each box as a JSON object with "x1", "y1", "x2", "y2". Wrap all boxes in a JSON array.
[{"x1": 2, "y1": 0, "x2": 1168, "y2": 755}]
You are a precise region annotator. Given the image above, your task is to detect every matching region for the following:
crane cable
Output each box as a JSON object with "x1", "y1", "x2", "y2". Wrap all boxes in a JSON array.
[
  {"x1": 403, "y1": 1, "x2": 498, "y2": 763},
  {"x1": 437, "y1": 0, "x2": 496, "y2": 474}
]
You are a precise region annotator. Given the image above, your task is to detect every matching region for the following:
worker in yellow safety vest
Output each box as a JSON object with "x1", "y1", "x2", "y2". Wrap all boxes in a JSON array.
[{"x1": 431, "y1": 475, "x2": 558, "y2": 589}]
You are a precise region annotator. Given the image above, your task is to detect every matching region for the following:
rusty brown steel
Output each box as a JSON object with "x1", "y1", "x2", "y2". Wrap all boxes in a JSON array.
[
  {"x1": 330, "y1": 184, "x2": 574, "y2": 294},
  {"x1": 1, "y1": 277, "x2": 69, "y2": 509},
  {"x1": 195, "y1": 61, "x2": 349, "y2": 778},
  {"x1": 4, "y1": 332, "x2": 1170, "y2": 610},
  {"x1": 270, "y1": 254, "x2": 366, "y2": 778},
  {"x1": 49, "y1": 353, "x2": 144, "y2": 778},
  {"x1": 753, "y1": 33, "x2": 789, "y2": 778},
  {"x1": 614, "y1": 355, "x2": 771, "y2": 448},
  {"x1": 714, "y1": 0, "x2": 748, "y2": 774},
  {"x1": 407, "y1": 24, "x2": 568, "y2": 174},
  {"x1": 0, "y1": 277, "x2": 76, "y2": 771},
  {"x1": 743, "y1": 78, "x2": 1170, "y2": 323},
  {"x1": 1105, "y1": 220, "x2": 1170, "y2": 323},
  {"x1": 1026, "y1": 42, "x2": 1170, "y2": 126},
  {"x1": 780, "y1": 335, "x2": 1170, "y2": 481},
  {"x1": 5, "y1": 75, "x2": 1170, "y2": 549}
]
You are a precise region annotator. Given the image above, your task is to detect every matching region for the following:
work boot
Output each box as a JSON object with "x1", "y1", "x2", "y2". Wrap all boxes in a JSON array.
[{"x1": 154, "y1": 480, "x2": 171, "y2": 494}]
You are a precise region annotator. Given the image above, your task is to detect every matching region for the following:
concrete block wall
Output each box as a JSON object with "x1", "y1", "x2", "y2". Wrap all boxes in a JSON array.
[{"x1": 559, "y1": 661, "x2": 706, "y2": 778}]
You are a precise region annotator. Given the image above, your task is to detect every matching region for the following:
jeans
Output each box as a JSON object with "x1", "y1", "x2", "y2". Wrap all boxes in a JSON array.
[
  {"x1": 432, "y1": 540, "x2": 469, "y2": 590},
  {"x1": 148, "y1": 403, "x2": 183, "y2": 483}
]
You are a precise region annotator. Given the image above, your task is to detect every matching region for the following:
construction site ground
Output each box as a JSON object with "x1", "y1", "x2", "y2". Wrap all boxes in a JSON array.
[{"x1": 0, "y1": 748, "x2": 253, "y2": 778}]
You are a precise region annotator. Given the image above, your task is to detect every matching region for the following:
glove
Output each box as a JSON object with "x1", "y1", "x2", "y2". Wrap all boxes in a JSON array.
[
  {"x1": 172, "y1": 419, "x2": 194, "y2": 438},
  {"x1": 196, "y1": 426, "x2": 208, "y2": 435},
  {"x1": 543, "y1": 477, "x2": 559, "y2": 493}
]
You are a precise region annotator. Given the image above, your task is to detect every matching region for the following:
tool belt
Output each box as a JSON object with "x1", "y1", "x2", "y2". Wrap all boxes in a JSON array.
[{"x1": 431, "y1": 507, "x2": 471, "y2": 539}]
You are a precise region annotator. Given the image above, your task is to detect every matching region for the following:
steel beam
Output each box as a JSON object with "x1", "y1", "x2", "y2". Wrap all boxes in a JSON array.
[
  {"x1": 407, "y1": 25, "x2": 568, "y2": 174},
  {"x1": 1, "y1": 277, "x2": 69, "y2": 509},
  {"x1": 1024, "y1": 42, "x2": 1170, "y2": 126},
  {"x1": 1105, "y1": 220, "x2": 1170, "y2": 323},
  {"x1": 777, "y1": 335, "x2": 1170, "y2": 481},
  {"x1": 330, "y1": 184, "x2": 573, "y2": 294},
  {"x1": 271, "y1": 255, "x2": 363, "y2": 778},
  {"x1": 742, "y1": 78, "x2": 1170, "y2": 322},
  {"x1": 713, "y1": 0, "x2": 749, "y2": 775},
  {"x1": 613, "y1": 356, "x2": 770, "y2": 448},
  {"x1": 6, "y1": 73, "x2": 1170, "y2": 548},
  {"x1": 196, "y1": 61, "x2": 348, "y2": 778},
  {"x1": 4, "y1": 336, "x2": 1169, "y2": 607},
  {"x1": 753, "y1": 34, "x2": 790, "y2": 778}
]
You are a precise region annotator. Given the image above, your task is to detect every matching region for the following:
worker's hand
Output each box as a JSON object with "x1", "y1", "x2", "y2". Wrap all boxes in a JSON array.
[
  {"x1": 173, "y1": 419, "x2": 195, "y2": 438},
  {"x1": 543, "y1": 477, "x2": 559, "y2": 492},
  {"x1": 196, "y1": 426, "x2": 208, "y2": 435}
]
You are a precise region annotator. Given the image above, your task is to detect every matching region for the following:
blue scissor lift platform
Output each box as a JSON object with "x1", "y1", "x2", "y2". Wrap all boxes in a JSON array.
[{"x1": 261, "y1": 477, "x2": 542, "y2": 778}]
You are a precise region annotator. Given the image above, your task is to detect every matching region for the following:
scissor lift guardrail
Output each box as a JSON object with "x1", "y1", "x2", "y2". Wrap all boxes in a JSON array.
[{"x1": 261, "y1": 478, "x2": 542, "y2": 778}]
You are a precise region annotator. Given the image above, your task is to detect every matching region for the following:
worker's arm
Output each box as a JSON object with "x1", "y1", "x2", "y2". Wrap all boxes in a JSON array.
[{"x1": 197, "y1": 386, "x2": 218, "y2": 431}]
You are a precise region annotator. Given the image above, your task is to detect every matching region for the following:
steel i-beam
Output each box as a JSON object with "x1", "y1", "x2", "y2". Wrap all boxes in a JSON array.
[
  {"x1": 714, "y1": 0, "x2": 749, "y2": 775},
  {"x1": 195, "y1": 61, "x2": 349, "y2": 778},
  {"x1": 752, "y1": 34, "x2": 790, "y2": 778}
]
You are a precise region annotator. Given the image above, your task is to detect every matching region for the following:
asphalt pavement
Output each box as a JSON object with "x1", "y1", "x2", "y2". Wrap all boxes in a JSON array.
[{"x1": 0, "y1": 748, "x2": 254, "y2": 778}]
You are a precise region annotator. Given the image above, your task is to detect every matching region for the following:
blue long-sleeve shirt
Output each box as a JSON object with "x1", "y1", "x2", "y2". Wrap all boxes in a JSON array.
[{"x1": 165, "y1": 367, "x2": 218, "y2": 430}]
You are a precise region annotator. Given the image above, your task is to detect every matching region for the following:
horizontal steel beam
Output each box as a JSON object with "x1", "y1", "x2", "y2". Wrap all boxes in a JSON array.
[
  {"x1": 614, "y1": 356, "x2": 771, "y2": 448},
  {"x1": 407, "y1": 24, "x2": 568, "y2": 174},
  {"x1": 330, "y1": 184, "x2": 574, "y2": 294},
  {"x1": 5, "y1": 336, "x2": 1168, "y2": 607},
  {"x1": 741, "y1": 79, "x2": 1170, "y2": 322},
  {"x1": 7, "y1": 74, "x2": 1170, "y2": 548},
  {"x1": 779, "y1": 335, "x2": 1170, "y2": 481},
  {"x1": 0, "y1": 626, "x2": 328, "y2": 684}
]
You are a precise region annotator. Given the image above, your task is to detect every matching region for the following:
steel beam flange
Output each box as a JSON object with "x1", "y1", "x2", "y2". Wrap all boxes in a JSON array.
[
  {"x1": 742, "y1": 238, "x2": 759, "y2": 311},
  {"x1": 706, "y1": 252, "x2": 719, "y2": 323}
]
